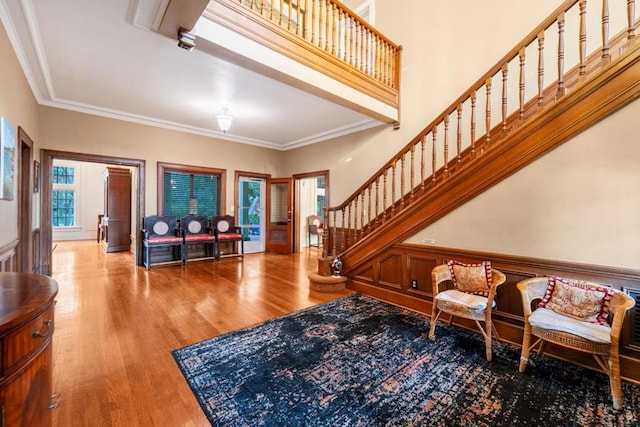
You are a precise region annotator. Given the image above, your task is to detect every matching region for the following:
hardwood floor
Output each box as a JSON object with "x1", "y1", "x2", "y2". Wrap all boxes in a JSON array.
[{"x1": 50, "y1": 241, "x2": 352, "y2": 426}]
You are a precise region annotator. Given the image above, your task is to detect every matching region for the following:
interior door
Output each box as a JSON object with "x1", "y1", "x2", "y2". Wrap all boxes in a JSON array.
[{"x1": 266, "y1": 178, "x2": 293, "y2": 253}]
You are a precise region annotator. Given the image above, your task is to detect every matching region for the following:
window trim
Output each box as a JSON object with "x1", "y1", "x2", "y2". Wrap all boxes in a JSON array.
[{"x1": 157, "y1": 162, "x2": 226, "y2": 216}]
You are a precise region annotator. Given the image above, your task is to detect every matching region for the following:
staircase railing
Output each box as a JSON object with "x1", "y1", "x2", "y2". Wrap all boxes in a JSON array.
[
  {"x1": 323, "y1": 0, "x2": 638, "y2": 258},
  {"x1": 204, "y1": 0, "x2": 402, "y2": 109}
]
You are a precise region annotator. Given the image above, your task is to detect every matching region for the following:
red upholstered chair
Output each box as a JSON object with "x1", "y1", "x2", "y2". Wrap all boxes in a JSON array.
[
  {"x1": 142, "y1": 215, "x2": 183, "y2": 269},
  {"x1": 180, "y1": 215, "x2": 216, "y2": 263},
  {"x1": 211, "y1": 215, "x2": 244, "y2": 260}
]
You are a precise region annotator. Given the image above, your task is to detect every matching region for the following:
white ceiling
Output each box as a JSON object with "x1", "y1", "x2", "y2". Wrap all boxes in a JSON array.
[{"x1": 0, "y1": 0, "x2": 384, "y2": 150}]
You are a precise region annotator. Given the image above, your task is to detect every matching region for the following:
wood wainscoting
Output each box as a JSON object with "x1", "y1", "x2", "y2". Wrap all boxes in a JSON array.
[
  {"x1": 348, "y1": 242, "x2": 640, "y2": 383},
  {"x1": 0, "y1": 239, "x2": 18, "y2": 272}
]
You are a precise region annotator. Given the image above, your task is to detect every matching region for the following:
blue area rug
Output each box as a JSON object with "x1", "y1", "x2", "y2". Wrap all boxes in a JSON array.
[{"x1": 172, "y1": 294, "x2": 640, "y2": 426}]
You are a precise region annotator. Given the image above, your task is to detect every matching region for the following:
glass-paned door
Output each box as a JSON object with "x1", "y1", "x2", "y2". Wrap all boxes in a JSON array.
[
  {"x1": 266, "y1": 178, "x2": 293, "y2": 254},
  {"x1": 238, "y1": 176, "x2": 266, "y2": 253}
]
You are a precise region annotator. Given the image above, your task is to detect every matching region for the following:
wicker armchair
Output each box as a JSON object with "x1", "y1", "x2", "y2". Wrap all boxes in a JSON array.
[
  {"x1": 429, "y1": 263, "x2": 506, "y2": 361},
  {"x1": 517, "y1": 277, "x2": 635, "y2": 409}
]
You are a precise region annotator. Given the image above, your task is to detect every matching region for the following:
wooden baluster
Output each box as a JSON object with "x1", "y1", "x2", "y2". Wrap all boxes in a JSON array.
[
  {"x1": 400, "y1": 154, "x2": 406, "y2": 208},
  {"x1": 288, "y1": 0, "x2": 293, "y2": 31},
  {"x1": 360, "y1": 25, "x2": 366, "y2": 72},
  {"x1": 310, "y1": 0, "x2": 316, "y2": 45},
  {"x1": 456, "y1": 104, "x2": 462, "y2": 164},
  {"x1": 270, "y1": 0, "x2": 275, "y2": 22},
  {"x1": 485, "y1": 78, "x2": 492, "y2": 145},
  {"x1": 373, "y1": 178, "x2": 378, "y2": 225},
  {"x1": 501, "y1": 63, "x2": 508, "y2": 132},
  {"x1": 385, "y1": 44, "x2": 390, "y2": 86},
  {"x1": 331, "y1": 209, "x2": 336, "y2": 257},
  {"x1": 325, "y1": 0, "x2": 330, "y2": 51},
  {"x1": 420, "y1": 135, "x2": 426, "y2": 191},
  {"x1": 443, "y1": 115, "x2": 450, "y2": 177},
  {"x1": 431, "y1": 128, "x2": 437, "y2": 183},
  {"x1": 279, "y1": 0, "x2": 284, "y2": 26},
  {"x1": 318, "y1": 0, "x2": 324, "y2": 49},
  {"x1": 353, "y1": 195, "x2": 358, "y2": 241},
  {"x1": 602, "y1": 0, "x2": 611, "y2": 63},
  {"x1": 391, "y1": 161, "x2": 396, "y2": 214},
  {"x1": 410, "y1": 145, "x2": 415, "y2": 201},
  {"x1": 359, "y1": 192, "x2": 364, "y2": 236},
  {"x1": 470, "y1": 90, "x2": 477, "y2": 156},
  {"x1": 374, "y1": 36, "x2": 380, "y2": 80},
  {"x1": 355, "y1": 22, "x2": 361, "y2": 69},
  {"x1": 350, "y1": 20, "x2": 356, "y2": 65},
  {"x1": 537, "y1": 31, "x2": 545, "y2": 106},
  {"x1": 518, "y1": 48, "x2": 525, "y2": 119},
  {"x1": 302, "y1": 0, "x2": 311, "y2": 41},
  {"x1": 628, "y1": 0, "x2": 636, "y2": 43},
  {"x1": 297, "y1": 1, "x2": 302, "y2": 36},
  {"x1": 347, "y1": 202, "x2": 352, "y2": 247},
  {"x1": 340, "y1": 208, "x2": 345, "y2": 252},
  {"x1": 557, "y1": 12, "x2": 566, "y2": 97},
  {"x1": 331, "y1": 4, "x2": 337, "y2": 55},
  {"x1": 382, "y1": 169, "x2": 388, "y2": 220},
  {"x1": 579, "y1": 0, "x2": 587, "y2": 76},
  {"x1": 366, "y1": 31, "x2": 371, "y2": 75}
]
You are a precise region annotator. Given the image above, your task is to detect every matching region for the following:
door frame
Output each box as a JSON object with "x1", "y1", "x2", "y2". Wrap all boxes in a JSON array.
[
  {"x1": 40, "y1": 150, "x2": 146, "y2": 275},
  {"x1": 265, "y1": 177, "x2": 293, "y2": 254},
  {"x1": 17, "y1": 127, "x2": 33, "y2": 272},
  {"x1": 293, "y1": 170, "x2": 329, "y2": 252},
  {"x1": 235, "y1": 171, "x2": 270, "y2": 253}
]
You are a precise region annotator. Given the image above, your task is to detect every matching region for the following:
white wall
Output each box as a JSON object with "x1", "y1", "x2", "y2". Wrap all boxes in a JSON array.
[
  {"x1": 405, "y1": 97, "x2": 640, "y2": 269},
  {"x1": 52, "y1": 160, "x2": 135, "y2": 242}
]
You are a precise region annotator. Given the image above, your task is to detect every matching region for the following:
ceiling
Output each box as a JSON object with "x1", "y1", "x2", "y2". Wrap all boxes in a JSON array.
[{"x1": 0, "y1": 0, "x2": 384, "y2": 150}]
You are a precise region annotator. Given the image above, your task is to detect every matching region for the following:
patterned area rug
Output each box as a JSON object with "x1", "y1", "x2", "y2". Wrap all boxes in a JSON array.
[{"x1": 172, "y1": 294, "x2": 640, "y2": 426}]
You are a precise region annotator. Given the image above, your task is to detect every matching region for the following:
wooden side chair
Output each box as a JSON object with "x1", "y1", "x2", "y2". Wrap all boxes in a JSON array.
[
  {"x1": 307, "y1": 215, "x2": 324, "y2": 248},
  {"x1": 518, "y1": 276, "x2": 636, "y2": 409},
  {"x1": 211, "y1": 215, "x2": 244, "y2": 260},
  {"x1": 142, "y1": 215, "x2": 183, "y2": 269},
  {"x1": 179, "y1": 215, "x2": 216, "y2": 263},
  {"x1": 429, "y1": 261, "x2": 506, "y2": 361}
]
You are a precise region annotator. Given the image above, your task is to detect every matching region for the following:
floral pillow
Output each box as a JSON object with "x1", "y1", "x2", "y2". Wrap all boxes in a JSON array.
[
  {"x1": 538, "y1": 276, "x2": 614, "y2": 325},
  {"x1": 447, "y1": 260, "x2": 492, "y2": 296}
]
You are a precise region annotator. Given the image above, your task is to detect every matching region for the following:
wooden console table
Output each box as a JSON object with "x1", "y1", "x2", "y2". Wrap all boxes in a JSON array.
[{"x1": 0, "y1": 273, "x2": 58, "y2": 426}]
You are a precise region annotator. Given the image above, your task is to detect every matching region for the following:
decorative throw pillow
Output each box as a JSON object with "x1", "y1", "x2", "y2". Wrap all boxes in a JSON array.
[
  {"x1": 446, "y1": 260, "x2": 492, "y2": 296},
  {"x1": 538, "y1": 276, "x2": 614, "y2": 325}
]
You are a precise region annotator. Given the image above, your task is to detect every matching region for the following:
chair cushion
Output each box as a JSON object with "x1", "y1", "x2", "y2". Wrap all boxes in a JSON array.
[
  {"x1": 218, "y1": 233, "x2": 242, "y2": 240},
  {"x1": 538, "y1": 276, "x2": 614, "y2": 325},
  {"x1": 447, "y1": 260, "x2": 492, "y2": 296},
  {"x1": 435, "y1": 289, "x2": 495, "y2": 310},
  {"x1": 529, "y1": 307, "x2": 611, "y2": 344},
  {"x1": 147, "y1": 235, "x2": 183, "y2": 244},
  {"x1": 185, "y1": 234, "x2": 215, "y2": 242}
]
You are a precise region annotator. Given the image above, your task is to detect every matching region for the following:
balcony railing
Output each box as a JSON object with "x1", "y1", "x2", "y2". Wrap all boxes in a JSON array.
[{"x1": 203, "y1": 0, "x2": 402, "y2": 110}]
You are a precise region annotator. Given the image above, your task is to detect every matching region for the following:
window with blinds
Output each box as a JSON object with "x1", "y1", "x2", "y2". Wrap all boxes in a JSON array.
[{"x1": 158, "y1": 163, "x2": 225, "y2": 218}]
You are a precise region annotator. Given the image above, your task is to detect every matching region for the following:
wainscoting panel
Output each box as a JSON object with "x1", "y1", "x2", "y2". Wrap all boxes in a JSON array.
[
  {"x1": 348, "y1": 243, "x2": 640, "y2": 383},
  {"x1": 377, "y1": 251, "x2": 403, "y2": 290}
]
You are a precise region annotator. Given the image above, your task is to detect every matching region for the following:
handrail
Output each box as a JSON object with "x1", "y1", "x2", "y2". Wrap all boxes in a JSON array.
[
  {"x1": 324, "y1": 0, "x2": 638, "y2": 258},
  {"x1": 213, "y1": 0, "x2": 402, "y2": 92}
]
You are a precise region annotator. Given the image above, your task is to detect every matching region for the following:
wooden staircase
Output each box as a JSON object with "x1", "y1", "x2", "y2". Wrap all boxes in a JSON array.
[{"x1": 322, "y1": 0, "x2": 640, "y2": 276}]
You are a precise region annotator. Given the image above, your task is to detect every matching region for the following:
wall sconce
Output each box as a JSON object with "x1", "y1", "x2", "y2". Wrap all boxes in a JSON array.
[
  {"x1": 217, "y1": 108, "x2": 233, "y2": 133},
  {"x1": 177, "y1": 27, "x2": 196, "y2": 51}
]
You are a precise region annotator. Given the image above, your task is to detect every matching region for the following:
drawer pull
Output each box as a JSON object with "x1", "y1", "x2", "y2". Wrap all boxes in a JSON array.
[{"x1": 31, "y1": 320, "x2": 52, "y2": 338}]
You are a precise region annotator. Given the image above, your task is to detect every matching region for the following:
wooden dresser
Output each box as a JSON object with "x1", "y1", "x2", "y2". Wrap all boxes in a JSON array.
[{"x1": 0, "y1": 273, "x2": 58, "y2": 427}]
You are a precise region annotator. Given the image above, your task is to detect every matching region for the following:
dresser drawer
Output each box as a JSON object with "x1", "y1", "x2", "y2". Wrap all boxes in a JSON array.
[{"x1": 3, "y1": 304, "x2": 55, "y2": 373}]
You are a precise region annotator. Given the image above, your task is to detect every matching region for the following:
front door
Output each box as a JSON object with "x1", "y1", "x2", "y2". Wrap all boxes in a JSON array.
[{"x1": 266, "y1": 178, "x2": 293, "y2": 253}]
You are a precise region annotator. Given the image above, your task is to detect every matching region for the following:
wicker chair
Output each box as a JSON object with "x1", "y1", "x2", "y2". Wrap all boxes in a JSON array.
[
  {"x1": 517, "y1": 277, "x2": 636, "y2": 409},
  {"x1": 429, "y1": 264, "x2": 506, "y2": 361}
]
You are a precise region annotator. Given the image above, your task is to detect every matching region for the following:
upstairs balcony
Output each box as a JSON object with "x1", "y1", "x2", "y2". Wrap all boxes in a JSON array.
[{"x1": 158, "y1": 0, "x2": 402, "y2": 127}]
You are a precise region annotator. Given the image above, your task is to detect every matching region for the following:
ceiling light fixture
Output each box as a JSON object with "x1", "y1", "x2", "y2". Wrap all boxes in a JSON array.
[{"x1": 217, "y1": 108, "x2": 233, "y2": 133}]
